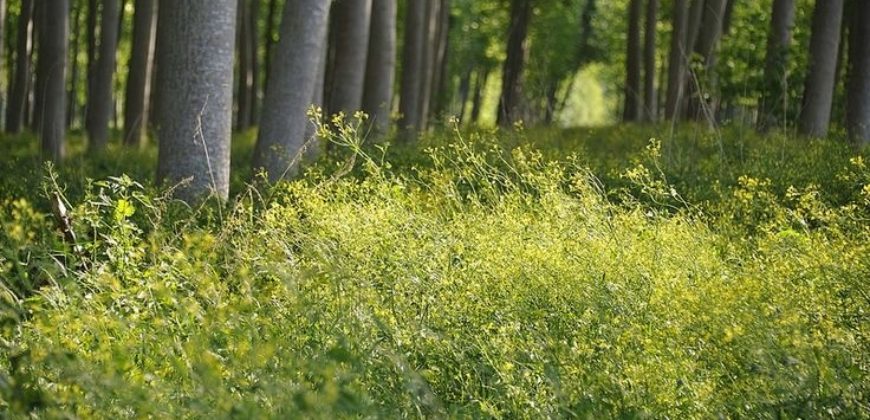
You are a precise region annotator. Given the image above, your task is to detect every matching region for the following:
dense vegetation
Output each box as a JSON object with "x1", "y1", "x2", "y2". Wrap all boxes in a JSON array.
[{"x1": 1, "y1": 124, "x2": 868, "y2": 417}]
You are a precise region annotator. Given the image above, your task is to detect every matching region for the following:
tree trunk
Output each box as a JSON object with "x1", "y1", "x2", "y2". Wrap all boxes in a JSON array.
[
  {"x1": 722, "y1": 0, "x2": 736, "y2": 36},
  {"x1": 6, "y1": 0, "x2": 33, "y2": 133},
  {"x1": 497, "y1": 0, "x2": 532, "y2": 126},
  {"x1": 123, "y1": 0, "x2": 157, "y2": 147},
  {"x1": 846, "y1": 0, "x2": 870, "y2": 144},
  {"x1": 362, "y1": 0, "x2": 396, "y2": 134},
  {"x1": 457, "y1": 66, "x2": 472, "y2": 123},
  {"x1": 248, "y1": 0, "x2": 259, "y2": 128},
  {"x1": 262, "y1": 0, "x2": 278, "y2": 92},
  {"x1": 86, "y1": 0, "x2": 120, "y2": 152},
  {"x1": 85, "y1": 0, "x2": 98, "y2": 124},
  {"x1": 758, "y1": 0, "x2": 796, "y2": 131},
  {"x1": 623, "y1": 0, "x2": 642, "y2": 122},
  {"x1": 236, "y1": 0, "x2": 254, "y2": 131},
  {"x1": 643, "y1": 0, "x2": 658, "y2": 122},
  {"x1": 417, "y1": 0, "x2": 439, "y2": 129},
  {"x1": 664, "y1": 0, "x2": 688, "y2": 120},
  {"x1": 685, "y1": 0, "x2": 727, "y2": 121},
  {"x1": 798, "y1": 0, "x2": 843, "y2": 138},
  {"x1": 253, "y1": 0, "x2": 330, "y2": 182},
  {"x1": 155, "y1": 0, "x2": 236, "y2": 201},
  {"x1": 36, "y1": 0, "x2": 69, "y2": 161},
  {"x1": 430, "y1": 0, "x2": 451, "y2": 120},
  {"x1": 326, "y1": 0, "x2": 372, "y2": 117},
  {"x1": 398, "y1": 0, "x2": 426, "y2": 134},
  {"x1": 67, "y1": 0, "x2": 82, "y2": 129},
  {"x1": 471, "y1": 68, "x2": 488, "y2": 124}
]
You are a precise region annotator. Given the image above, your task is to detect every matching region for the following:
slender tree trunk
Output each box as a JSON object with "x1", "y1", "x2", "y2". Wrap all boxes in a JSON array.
[
  {"x1": 362, "y1": 0, "x2": 397, "y2": 133},
  {"x1": 846, "y1": 0, "x2": 870, "y2": 144},
  {"x1": 665, "y1": 0, "x2": 688, "y2": 120},
  {"x1": 643, "y1": 0, "x2": 658, "y2": 122},
  {"x1": 85, "y1": 0, "x2": 98, "y2": 124},
  {"x1": 123, "y1": 0, "x2": 156, "y2": 147},
  {"x1": 86, "y1": 0, "x2": 120, "y2": 152},
  {"x1": 253, "y1": 0, "x2": 330, "y2": 182},
  {"x1": 398, "y1": 0, "x2": 426, "y2": 134},
  {"x1": 326, "y1": 0, "x2": 372, "y2": 117},
  {"x1": 685, "y1": 0, "x2": 727, "y2": 121},
  {"x1": 798, "y1": 0, "x2": 843, "y2": 138},
  {"x1": 431, "y1": 0, "x2": 451, "y2": 119},
  {"x1": 236, "y1": 0, "x2": 253, "y2": 131},
  {"x1": 458, "y1": 66, "x2": 472, "y2": 123},
  {"x1": 6, "y1": 0, "x2": 33, "y2": 133},
  {"x1": 262, "y1": 0, "x2": 278, "y2": 92},
  {"x1": 758, "y1": 0, "x2": 796, "y2": 131},
  {"x1": 418, "y1": 0, "x2": 439, "y2": 129},
  {"x1": 36, "y1": 0, "x2": 69, "y2": 161},
  {"x1": 623, "y1": 0, "x2": 642, "y2": 122},
  {"x1": 155, "y1": 0, "x2": 237, "y2": 201},
  {"x1": 497, "y1": 0, "x2": 532, "y2": 126},
  {"x1": 67, "y1": 0, "x2": 82, "y2": 129},
  {"x1": 685, "y1": 0, "x2": 704, "y2": 53},
  {"x1": 471, "y1": 68, "x2": 488, "y2": 124},
  {"x1": 248, "y1": 0, "x2": 259, "y2": 128}
]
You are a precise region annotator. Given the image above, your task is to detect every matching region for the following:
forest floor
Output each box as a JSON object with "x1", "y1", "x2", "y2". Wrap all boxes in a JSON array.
[{"x1": 0, "y1": 124, "x2": 868, "y2": 417}]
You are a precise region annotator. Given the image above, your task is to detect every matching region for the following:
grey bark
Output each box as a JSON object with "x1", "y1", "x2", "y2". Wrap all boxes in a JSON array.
[
  {"x1": 67, "y1": 1, "x2": 81, "y2": 128},
  {"x1": 846, "y1": 0, "x2": 870, "y2": 144},
  {"x1": 685, "y1": 0, "x2": 704, "y2": 53},
  {"x1": 643, "y1": 0, "x2": 658, "y2": 122},
  {"x1": 123, "y1": 0, "x2": 157, "y2": 147},
  {"x1": 623, "y1": 0, "x2": 643, "y2": 122},
  {"x1": 36, "y1": 0, "x2": 69, "y2": 162},
  {"x1": 6, "y1": 0, "x2": 33, "y2": 133},
  {"x1": 497, "y1": 0, "x2": 532, "y2": 126},
  {"x1": 664, "y1": 0, "x2": 687, "y2": 119},
  {"x1": 362, "y1": 0, "x2": 397, "y2": 133},
  {"x1": 253, "y1": 0, "x2": 330, "y2": 182},
  {"x1": 155, "y1": 0, "x2": 236, "y2": 201},
  {"x1": 327, "y1": 0, "x2": 372, "y2": 117},
  {"x1": 398, "y1": 0, "x2": 426, "y2": 134},
  {"x1": 758, "y1": 0, "x2": 796, "y2": 131},
  {"x1": 798, "y1": 0, "x2": 843, "y2": 138},
  {"x1": 86, "y1": 0, "x2": 120, "y2": 152}
]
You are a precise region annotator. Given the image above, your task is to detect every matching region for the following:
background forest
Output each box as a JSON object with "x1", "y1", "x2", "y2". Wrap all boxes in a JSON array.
[{"x1": 0, "y1": 0, "x2": 869, "y2": 417}]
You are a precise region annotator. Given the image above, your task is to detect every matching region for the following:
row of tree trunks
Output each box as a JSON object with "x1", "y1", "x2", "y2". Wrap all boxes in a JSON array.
[{"x1": 622, "y1": 0, "x2": 642, "y2": 122}]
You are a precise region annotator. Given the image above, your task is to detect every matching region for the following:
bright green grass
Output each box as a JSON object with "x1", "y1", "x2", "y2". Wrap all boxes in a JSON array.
[{"x1": 0, "y1": 125, "x2": 868, "y2": 417}]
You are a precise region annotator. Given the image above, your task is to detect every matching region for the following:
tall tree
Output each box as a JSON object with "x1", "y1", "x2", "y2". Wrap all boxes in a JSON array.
[
  {"x1": 35, "y1": 0, "x2": 69, "y2": 161},
  {"x1": 86, "y1": 0, "x2": 98, "y2": 123},
  {"x1": 262, "y1": 0, "x2": 279, "y2": 91},
  {"x1": 154, "y1": 0, "x2": 237, "y2": 201},
  {"x1": 664, "y1": 0, "x2": 688, "y2": 120},
  {"x1": 623, "y1": 0, "x2": 643, "y2": 122},
  {"x1": 685, "y1": 0, "x2": 727, "y2": 121},
  {"x1": 362, "y1": 0, "x2": 397, "y2": 133},
  {"x1": 846, "y1": 0, "x2": 870, "y2": 144},
  {"x1": 798, "y1": 0, "x2": 844, "y2": 138},
  {"x1": 67, "y1": 0, "x2": 82, "y2": 128},
  {"x1": 398, "y1": 0, "x2": 426, "y2": 134},
  {"x1": 236, "y1": 0, "x2": 255, "y2": 131},
  {"x1": 497, "y1": 0, "x2": 532, "y2": 126},
  {"x1": 123, "y1": 0, "x2": 157, "y2": 147},
  {"x1": 431, "y1": 0, "x2": 451, "y2": 119},
  {"x1": 417, "y1": 0, "x2": 440, "y2": 129},
  {"x1": 643, "y1": 0, "x2": 658, "y2": 122},
  {"x1": 758, "y1": 0, "x2": 796, "y2": 131},
  {"x1": 326, "y1": 0, "x2": 372, "y2": 118},
  {"x1": 86, "y1": 0, "x2": 120, "y2": 152},
  {"x1": 253, "y1": 0, "x2": 330, "y2": 181},
  {"x1": 5, "y1": 0, "x2": 33, "y2": 133}
]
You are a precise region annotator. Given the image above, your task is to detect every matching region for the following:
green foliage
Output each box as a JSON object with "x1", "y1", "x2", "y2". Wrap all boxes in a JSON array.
[{"x1": 0, "y1": 124, "x2": 868, "y2": 417}]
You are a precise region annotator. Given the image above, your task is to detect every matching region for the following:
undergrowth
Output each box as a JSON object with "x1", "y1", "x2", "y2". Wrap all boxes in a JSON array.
[{"x1": 0, "y1": 124, "x2": 868, "y2": 417}]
